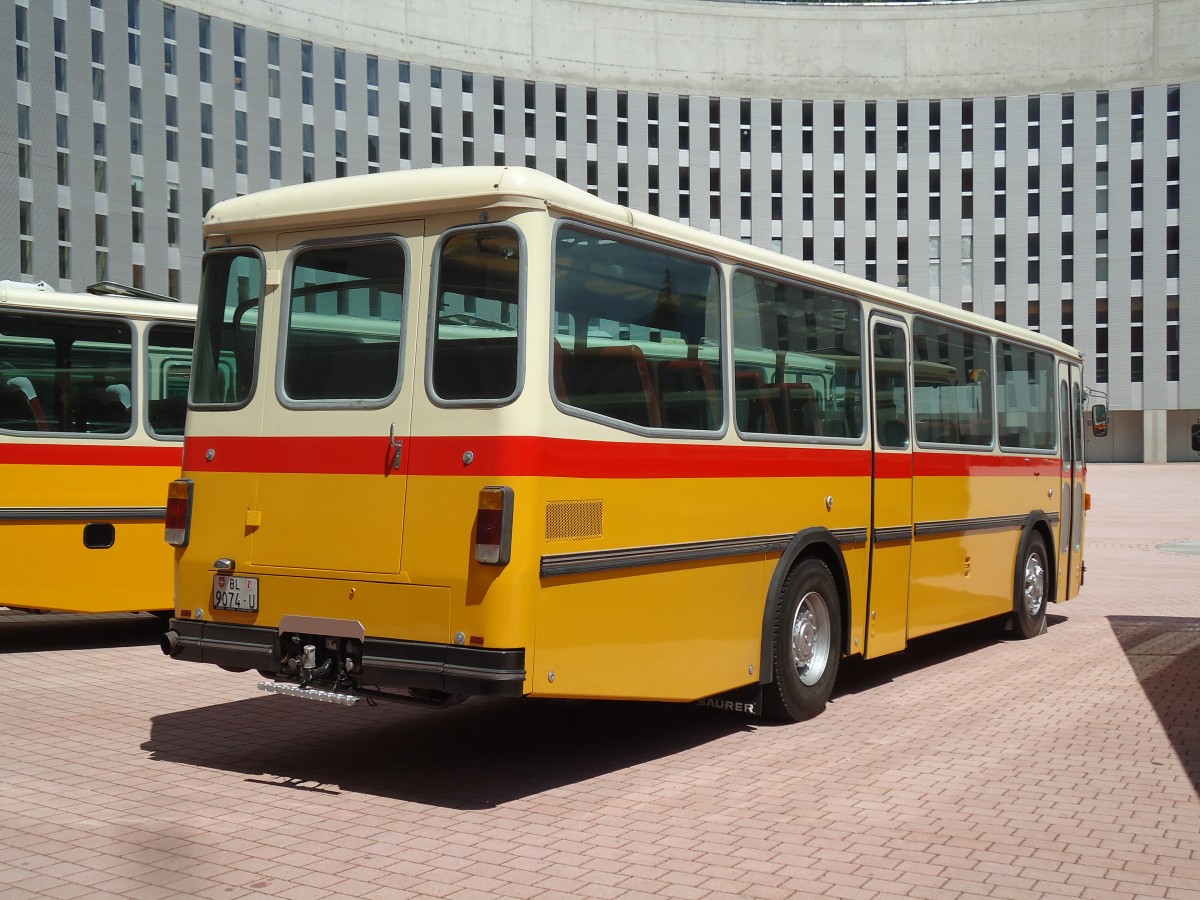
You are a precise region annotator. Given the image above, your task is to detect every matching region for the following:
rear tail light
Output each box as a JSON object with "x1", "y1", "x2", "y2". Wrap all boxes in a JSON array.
[
  {"x1": 474, "y1": 486, "x2": 514, "y2": 565},
  {"x1": 165, "y1": 478, "x2": 194, "y2": 547}
]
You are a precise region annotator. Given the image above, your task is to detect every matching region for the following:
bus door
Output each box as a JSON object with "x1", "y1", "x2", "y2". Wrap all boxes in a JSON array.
[
  {"x1": 1056, "y1": 362, "x2": 1085, "y2": 600},
  {"x1": 249, "y1": 228, "x2": 422, "y2": 575},
  {"x1": 866, "y1": 317, "x2": 913, "y2": 658}
]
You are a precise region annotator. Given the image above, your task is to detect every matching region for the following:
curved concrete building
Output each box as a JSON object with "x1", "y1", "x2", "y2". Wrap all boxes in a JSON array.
[{"x1": 2, "y1": 0, "x2": 1197, "y2": 459}]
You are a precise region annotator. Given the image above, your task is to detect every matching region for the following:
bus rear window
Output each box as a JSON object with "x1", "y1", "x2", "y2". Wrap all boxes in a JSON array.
[
  {"x1": 193, "y1": 250, "x2": 263, "y2": 406},
  {"x1": 553, "y1": 226, "x2": 722, "y2": 431},
  {"x1": 283, "y1": 241, "x2": 406, "y2": 404},
  {"x1": 1, "y1": 311, "x2": 133, "y2": 435},
  {"x1": 430, "y1": 226, "x2": 521, "y2": 403}
]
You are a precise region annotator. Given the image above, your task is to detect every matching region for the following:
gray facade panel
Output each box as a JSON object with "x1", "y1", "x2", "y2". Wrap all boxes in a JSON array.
[
  {"x1": 811, "y1": 100, "x2": 833, "y2": 268},
  {"x1": 173, "y1": 7, "x2": 204, "y2": 296},
  {"x1": 100, "y1": 9, "x2": 133, "y2": 287},
  {"x1": 343, "y1": 48, "x2": 369, "y2": 176},
  {"x1": 843, "y1": 102, "x2": 865, "y2": 280},
  {"x1": 27, "y1": 3, "x2": 60, "y2": 286},
  {"x1": 276, "y1": 34, "x2": 305, "y2": 185},
  {"x1": 1179, "y1": 83, "x2": 1200, "y2": 407},
  {"x1": 873, "y1": 100, "x2": 898, "y2": 290},
  {"x1": 971, "y1": 95, "x2": 995, "y2": 320},
  {"x1": 656, "y1": 92, "x2": 680, "y2": 224},
  {"x1": 65, "y1": 10, "x2": 97, "y2": 292},
  {"x1": 938, "y1": 99, "x2": 963, "y2": 309},
  {"x1": 563, "y1": 83, "x2": 585, "y2": 189},
  {"x1": 0, "y1": 0, "x2": 19, "y2": 280},
  {"x1": 596, "y1": 88, "x2": 618, "y2": 201},
  {"x1": 626, "y1": 91, "x2": 649, "y2": 212}
]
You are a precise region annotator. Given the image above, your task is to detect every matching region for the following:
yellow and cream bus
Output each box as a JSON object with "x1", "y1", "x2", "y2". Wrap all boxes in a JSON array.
[
  {"x1": 161, "y1": 167, "x2": 1087, "y2": 721},
  {"x1": 1, "y1": 280, "x2": 194, "y2": 614}
]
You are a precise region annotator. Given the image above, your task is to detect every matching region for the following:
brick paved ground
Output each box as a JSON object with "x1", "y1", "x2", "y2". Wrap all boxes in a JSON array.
[{"x1": 1, "y1": 463, "x2": 1198, "y2": 899}]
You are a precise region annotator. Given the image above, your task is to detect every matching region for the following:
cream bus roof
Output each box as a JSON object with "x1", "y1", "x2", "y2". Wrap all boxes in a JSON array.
[
  {"x1": 0, "y1": 280, "x2": 195, "y2": 323},
  {"x1": 203, "y1": 166, "x2": 1080, "y2": 363}
]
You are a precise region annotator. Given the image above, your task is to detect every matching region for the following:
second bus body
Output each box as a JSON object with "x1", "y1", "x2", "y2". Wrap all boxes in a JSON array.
[{"x1": 164, "y1": 167, "x2": 1086, "y2": 720}]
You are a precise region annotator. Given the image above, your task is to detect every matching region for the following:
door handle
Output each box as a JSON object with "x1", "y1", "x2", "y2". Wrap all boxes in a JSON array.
[{"x1": 388, "y1": 423, "x2": 403, "y2": 471}]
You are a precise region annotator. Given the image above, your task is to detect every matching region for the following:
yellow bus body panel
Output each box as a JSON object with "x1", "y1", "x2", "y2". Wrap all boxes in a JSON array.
[
  {"x1": 909, "y1": 462, "x2": 1058, "y2": 639},
  {"x1": 1, "y1": 460, "x2": 179, "y2": 613},
  {"x1": 183, "y1": 462, "x2": 873, "y2": 703}
]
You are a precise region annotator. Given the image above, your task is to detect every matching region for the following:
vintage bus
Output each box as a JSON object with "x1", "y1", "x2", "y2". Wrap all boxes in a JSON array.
[
  {"x1": 161, "y1": 167, "x2": 1087, "y2": 721},
  {"x1": 1, "y1": 280, "x2": 194, "y2": 614}
]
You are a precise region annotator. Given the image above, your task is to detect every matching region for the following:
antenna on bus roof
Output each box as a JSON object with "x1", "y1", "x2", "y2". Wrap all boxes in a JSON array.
[{"x1": 86, "y1": 281, "x2": 179, "y2": 303}]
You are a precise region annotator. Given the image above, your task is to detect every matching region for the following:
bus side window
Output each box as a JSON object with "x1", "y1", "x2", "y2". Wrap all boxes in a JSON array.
[
  {"x1": 146, "y1": 323, "x2": 194, "y2": 437},
  {"x1": 730, "y1": 268, "x2": 863, "y2": 441},
  {"x1": 553, "y1": 225, "x2": 722, "y2": 432},
  {"x1": 912, "y1": 318, "x2": 993, "y2": 448}
]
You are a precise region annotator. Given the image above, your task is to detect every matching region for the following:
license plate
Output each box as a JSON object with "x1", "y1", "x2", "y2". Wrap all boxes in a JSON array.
[{"x1": 213, "y1": 574, "x2": 259, "y2": 612}]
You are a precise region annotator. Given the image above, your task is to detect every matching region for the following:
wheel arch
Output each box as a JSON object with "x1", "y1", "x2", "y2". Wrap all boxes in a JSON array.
[
  {"x1": 1013, "y1": 511, "x2": 1057, "y2": 611},
  {"x1": 759, "y1": 527, "x2": 852, "y2": 685}
]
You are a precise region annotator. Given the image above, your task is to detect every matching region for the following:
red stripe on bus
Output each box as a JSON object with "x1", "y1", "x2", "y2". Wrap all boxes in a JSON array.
[
  {"x1": 182, "y1": 435, "x2": 1063, "y2": 480},
  {"x1": 184, "y1": 435, "x2": 874, "y2": 479},
  {"x1": 0, "y1": 443, "x2": 183, "y2": 467},
  {"x1": 914, "y1": 453, "x2": 1060, "y2": 477}
]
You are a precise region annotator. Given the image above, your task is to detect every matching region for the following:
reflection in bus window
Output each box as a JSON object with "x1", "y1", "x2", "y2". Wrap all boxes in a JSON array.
[
  {"x1": 912, "y1": 318, "x2": 994, "y2": 447},
  {"x1": 432, "y1": 226, "x2": 520, "y2": 403},
  {"x1": 0, "y1": 312, "x2": 132, "y2": 435},
  {"x1": 998, "y1": 342, "x2": 1056, "y2": 451},
  {"x1": 284, "y1": 241, "x2": 405, "y2": 403},
  {"x1": 146, "y1": 323, "x2": 194, "y2": 436},
  {"x1": 553, "y1": 226, "x2": 722, "y2": 431},
  {"x1": 730, "y1": 270, "x2": 864, "y2": 439},
  {"x1": 193, "y1": 250, "x2": 263, "y2": 406}
]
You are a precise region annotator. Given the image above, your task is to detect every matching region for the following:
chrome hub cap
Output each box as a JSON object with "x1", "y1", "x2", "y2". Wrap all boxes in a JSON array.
[
  {"x1": 1023, "y1": 552, "x2": 1046, "y2": 618},
  {"x1": 790, "y1": 591, "x2": 831, "y2": 686}
]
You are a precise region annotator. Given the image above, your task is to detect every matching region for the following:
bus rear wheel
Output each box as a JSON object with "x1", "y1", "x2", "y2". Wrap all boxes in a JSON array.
[
  {"x1": 1012, "y1": 532, "x2": 1049, "y2": 639},
  {"x1": 763, "y1": 558, "x2": 842, "y2": 722}
]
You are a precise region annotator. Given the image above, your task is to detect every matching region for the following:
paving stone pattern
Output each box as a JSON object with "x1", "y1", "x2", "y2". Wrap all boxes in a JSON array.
[{"x1": 1, "y1": 464, "x2": 1198, "y2": 898}]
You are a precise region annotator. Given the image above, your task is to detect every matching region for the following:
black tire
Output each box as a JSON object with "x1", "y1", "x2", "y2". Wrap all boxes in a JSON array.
[
  {"x1": 762, "y1": 558, "x2": 842, "y2": 722},
  {"x1": 1012, "y1": 532, "x2": 1050, "y2": 639}
]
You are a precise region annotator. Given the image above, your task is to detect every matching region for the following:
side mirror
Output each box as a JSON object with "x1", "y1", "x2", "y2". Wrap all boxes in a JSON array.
[
  {"x1": 1091, "y1": 404, "x2": 1109, "y2": 438},
  {"x1": 1191, "y1": 423, "x2": 1200, "y2": 453}
]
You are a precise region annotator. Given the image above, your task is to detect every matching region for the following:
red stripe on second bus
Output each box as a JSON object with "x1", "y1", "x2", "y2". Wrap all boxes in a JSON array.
[{"x1": 0, "y1": 442, "x2": 183, "y2": 467}]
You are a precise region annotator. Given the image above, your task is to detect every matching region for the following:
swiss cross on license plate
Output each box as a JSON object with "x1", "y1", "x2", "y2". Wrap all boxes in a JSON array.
[{"x1": 212, "y1": 574, "x2": 259, "y2": 612}]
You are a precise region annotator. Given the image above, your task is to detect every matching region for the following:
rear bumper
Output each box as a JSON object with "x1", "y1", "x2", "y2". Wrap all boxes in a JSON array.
[{"x1": 164, "y1": 618, "x2": 527, "y2": 698}]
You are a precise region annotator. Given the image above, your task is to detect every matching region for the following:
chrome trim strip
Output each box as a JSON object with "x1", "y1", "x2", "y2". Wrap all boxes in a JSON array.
[
  {"x1": 541, "y1": 528, "x2": 871, "y2": 578},
  {"x1": 541, "y1": 533, "x2": 796, "y2": 578},
  {"x1": 872, "y1": 525, "x2": 914, "y2": 545},
  {"x1": 0, "y1": 506, "x2": 166, "y2": 521},
  {"x1": 915, "y1": 514, "x2": 1031, "y2": 537},
  {"x1": 833, "y1": 527, "x2": 869, "y2": 545}
]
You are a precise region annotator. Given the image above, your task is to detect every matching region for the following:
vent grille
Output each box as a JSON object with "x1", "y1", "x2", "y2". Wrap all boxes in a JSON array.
[{"x1": 545, "y1": 500, "x2": 603, "y2": 542}]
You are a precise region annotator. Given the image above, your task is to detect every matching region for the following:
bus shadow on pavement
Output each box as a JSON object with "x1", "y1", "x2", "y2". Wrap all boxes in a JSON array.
[
  {"x1": 1108, "y1": 615, "x2": 1200, "y2": 794},
  {"x1": 143, "y1": 692, "x2": 753, "y2": 808},
  {"x1": 832, "y1": 612, "x2": 1068, "y2": 699},
  {"x1": 0, "y1": 609, "x2": 168, "y2": 652}
]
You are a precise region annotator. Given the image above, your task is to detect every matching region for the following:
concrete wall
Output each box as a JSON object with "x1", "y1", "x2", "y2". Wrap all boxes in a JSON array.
[{"x1": 175, "y1": 0, "x2": 1200, "y2": 100}]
